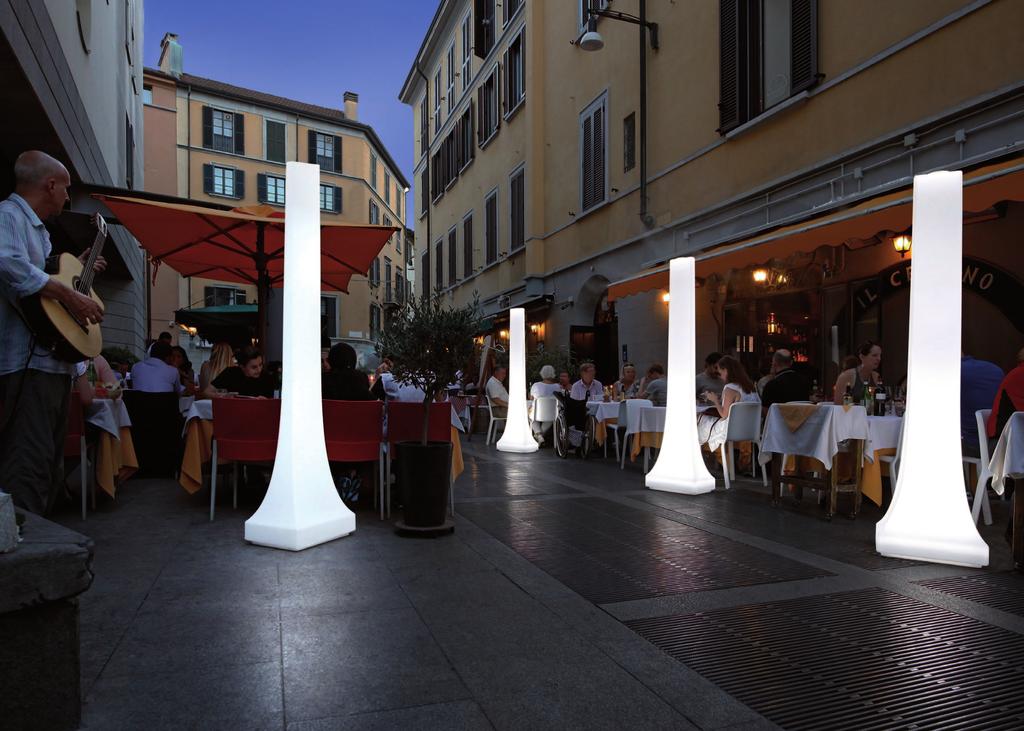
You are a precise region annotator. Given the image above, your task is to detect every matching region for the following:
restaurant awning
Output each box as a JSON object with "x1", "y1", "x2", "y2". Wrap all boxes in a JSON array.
[
  {"x1": 94, "y1": 194, "x2": 398, "y2": 348},
  {"x1": 174, "y1": 304, "x2": 257, "y2": 348},
  {"x1": 608, "y1": 157, "x2": 1024, "y2": 302}
]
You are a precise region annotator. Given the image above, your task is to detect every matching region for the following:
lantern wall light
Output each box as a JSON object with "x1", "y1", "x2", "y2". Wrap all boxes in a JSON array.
[
  {"x1": 752, "y1": 268, "x2": 769, "y2": 283},
  {"x1": 893, "y1": 234, "x2": 912, "y2": 258}
]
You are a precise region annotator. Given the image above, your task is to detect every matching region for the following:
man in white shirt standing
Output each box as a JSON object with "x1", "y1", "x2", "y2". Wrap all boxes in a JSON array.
[
  {"x1": 570, "y1": 362, "x2": 603, "y2": 401},
  {"x1": 130, "y1": 341, "x2": 183, "y2": 394},
  {"x1": 486, "y1": 366, "x2": 509, "y2": 417}
]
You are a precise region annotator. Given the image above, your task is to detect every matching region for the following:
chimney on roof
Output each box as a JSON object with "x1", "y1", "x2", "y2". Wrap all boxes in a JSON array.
[
  {"x1": 343, "y1": 91, "x2": 359, "y2": 120},
  {"x1": 158, "y1": 33, "x2": 183, "y2": 78}
]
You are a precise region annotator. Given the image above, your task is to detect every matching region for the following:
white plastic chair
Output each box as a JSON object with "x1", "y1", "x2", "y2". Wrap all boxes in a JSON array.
[
  {"x1": 719, "y1": 401, "x2": 763, "y2": 490},
  {"x1": 878, "y1": 418, "x2": 905, "y2": 488},
  {"x1": 485, "y1": 395, "x2": 507, "y2": 445},
  {"x1": 619, "y1": 399, "x2": 653, "y2": 469},
  {"x1": 961, "y1": 409, "x2": 993, "y2": 526},
  {"x1": 532, "y1": 396, "x2": 557, "y2": 443}
]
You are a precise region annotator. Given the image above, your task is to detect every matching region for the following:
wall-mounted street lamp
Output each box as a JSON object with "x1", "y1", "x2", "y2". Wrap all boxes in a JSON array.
[
  {"x1": 893, "y1": 234, "x2": 912, "y2": 258},
  {"x1": 577, "y1": 1, "x2": 659, "y2": 226}
]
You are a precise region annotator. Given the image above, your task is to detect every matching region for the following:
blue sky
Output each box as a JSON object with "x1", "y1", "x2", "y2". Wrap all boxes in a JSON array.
[{"x1": 143, "y1": 0, "x2": 439, "y2": 221}]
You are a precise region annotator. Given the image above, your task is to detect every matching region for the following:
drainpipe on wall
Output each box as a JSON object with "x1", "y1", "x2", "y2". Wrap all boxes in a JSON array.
[{"x1": 414, "y1": 61, "x2": 431, "y2": 300}]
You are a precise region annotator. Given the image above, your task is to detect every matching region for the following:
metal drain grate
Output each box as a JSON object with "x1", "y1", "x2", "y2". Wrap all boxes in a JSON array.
[
  {"x1": 917, "y1": 573, "x2": 1024, "y2": 617},
  {"x1": 457, "y1": 497, "x2": 830, "y2": 604},
  {"x1": 626, "y1": 587, "x2": 1024, "y2": 730}
]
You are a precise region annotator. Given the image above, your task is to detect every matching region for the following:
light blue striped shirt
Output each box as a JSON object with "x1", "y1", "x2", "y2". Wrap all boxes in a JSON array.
[{"x1": 0, "y1": 193, "x2": 72, "y2": 376}]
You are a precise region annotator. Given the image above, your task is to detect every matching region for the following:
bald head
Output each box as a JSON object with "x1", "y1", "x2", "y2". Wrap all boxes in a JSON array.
[
  {"x1": 14, "y1": 151, "x2": 71, "y2": 220},
  {"x1": 772, "y1": 349, "x2": 793, "y2": 373},
  {"x1": 15, "y1": 151, "x2": 68, "y2": 189}
]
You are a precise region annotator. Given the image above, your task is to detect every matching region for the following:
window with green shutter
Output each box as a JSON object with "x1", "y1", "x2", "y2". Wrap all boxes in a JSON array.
[{"x1": 265, "y1": 120, "x2": 286, "y2": 163}]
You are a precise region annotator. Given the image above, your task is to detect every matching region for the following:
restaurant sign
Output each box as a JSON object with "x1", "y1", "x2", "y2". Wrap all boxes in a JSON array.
[{"x1": 854, "y1": 257, "x2": 1024, "y2": 331}]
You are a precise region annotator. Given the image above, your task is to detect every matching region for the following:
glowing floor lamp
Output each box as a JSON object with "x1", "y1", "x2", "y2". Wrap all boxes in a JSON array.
[
  {"x1": 245, "y1": 162, "x2": 356, "y2": 550},
  {"x1": 646, "y1": 257, "x2": 716, "y2": 494},
  {"x1": 497, "y1": 308, "x2": 538, "y2": 453},
  {"x1": 875, "y1": 171, "x2": 987, "y2": 567}
]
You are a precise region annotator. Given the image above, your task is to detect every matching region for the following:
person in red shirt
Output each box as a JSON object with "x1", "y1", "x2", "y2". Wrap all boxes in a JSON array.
[{"x1": 987, "y1": 361, "x2": 1024, "y2": 440}]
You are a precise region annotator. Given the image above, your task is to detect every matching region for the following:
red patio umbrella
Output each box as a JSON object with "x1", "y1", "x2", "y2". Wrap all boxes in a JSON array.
[{"x1": 94, "y1": 194, "x2": 398, "y2": 349}]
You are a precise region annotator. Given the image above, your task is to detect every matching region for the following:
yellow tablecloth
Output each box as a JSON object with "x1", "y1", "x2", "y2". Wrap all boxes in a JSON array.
[
  {"x1": 630, "y1": 431, "x2": 663, "y2": 461},
  {"x1": 179, "y1": 419, "x2": 464, "y2": 493},
  {"x1": 95, "y1": 427, "x2": 138, "y2": 498},
  {"x1": 775, "y1": 447, "x2": 891, "y2": 506},
  {"x1": 451, "y1": 426, "x2": 464, "y2": 481},
  {"x1": 180, "y1": 419, "x2": 215, "y2": 494},
  {"x1": 594, "y1": 417, "x2": 617, "y2": 446}
]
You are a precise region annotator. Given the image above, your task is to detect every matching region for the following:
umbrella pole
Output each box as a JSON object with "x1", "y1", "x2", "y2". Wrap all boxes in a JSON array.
[{"x1": 256, "y1": 222, "x2": 269, "y2": 352}]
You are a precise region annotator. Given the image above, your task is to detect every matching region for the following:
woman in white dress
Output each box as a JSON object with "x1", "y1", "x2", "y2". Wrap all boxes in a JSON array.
[{"x1": 697, "y1": 355, "x2": 760, "y2": 452}]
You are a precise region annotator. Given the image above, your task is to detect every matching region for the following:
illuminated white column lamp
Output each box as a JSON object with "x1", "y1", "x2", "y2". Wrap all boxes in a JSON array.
[
  {"x1": 875, "y1": 170, "x2": 987, "y2": 567},
  {"x1": 245, "y1": 162, "x2": 356, "y2": 550},
  {"x1": 646, "y1": 257, "x2": 716, "y2": 494},
  {"x1": 497, "y1": 308, "x2": 538, "y2": 453}
]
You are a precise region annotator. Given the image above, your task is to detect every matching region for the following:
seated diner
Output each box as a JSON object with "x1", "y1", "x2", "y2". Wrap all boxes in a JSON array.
[{"x1": 203, "y1": 345, "x2": 275, "y2": 398}]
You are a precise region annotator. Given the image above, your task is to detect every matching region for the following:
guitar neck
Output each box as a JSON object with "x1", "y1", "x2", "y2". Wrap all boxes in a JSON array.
[{"x1": 77, "y1": 227, "x2": 107, "y2": 293}]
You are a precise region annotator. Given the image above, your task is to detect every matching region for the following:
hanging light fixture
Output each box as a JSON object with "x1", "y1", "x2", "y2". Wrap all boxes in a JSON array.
[
  {"x1": 661, "y1": 291, "x2": 671, "y2": 303},
  {"x1": 893, "y1": 234, "x2": 912, "y2": 258}
]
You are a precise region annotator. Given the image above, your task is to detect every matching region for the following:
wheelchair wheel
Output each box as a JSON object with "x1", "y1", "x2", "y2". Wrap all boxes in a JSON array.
[
  {"x1": 579, "y1": 414, "x2": 596, "y2": 459},
  {"x1": 553, "y1": 412, "x2": 569, "y2": 458}
]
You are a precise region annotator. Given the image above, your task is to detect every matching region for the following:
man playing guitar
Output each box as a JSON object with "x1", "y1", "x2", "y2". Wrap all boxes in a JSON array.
[{"x1": 0, "y1": 151, "x2": 105, "y2": 515}]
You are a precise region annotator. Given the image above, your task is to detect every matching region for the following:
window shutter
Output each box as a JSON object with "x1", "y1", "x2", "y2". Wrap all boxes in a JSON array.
[
  {"x1": 234, "y1": 169, "x2": 245, "y2": 199},
  {"x1": 790, "y1": 0, "x2": 819, "y2": 94},
  {"x1": 521, "y1": 30, "x2": 526, "y2": 100},
  {"x1": 332, "y1": 135, "x2": 342, "y2": 172},
  {"x1": 473, "y1": 0, "x2": 486, "y2": 58},
  {"x1": 477, "y1": 86, "x2": 485, "y2": 144},
  {"x1": 502, "y1": 50, "x2": 509, "y2": 115},
  {"x1": 592, "y1": 104, "x2": 604, "y2": 207},
  {"x1": 257, "y1": 173, "x2": 267, "y2": 203},
  {"x1": 333, "y1": 186, "x2": 342, "y2": 213},
  {"x1": 202, "y1": 163, "x2": 213, "y2": 194},
  {"x1": 463, "y1": 216, "x2": 473, "y2": 278},
  {"x1": 202, "y1": 106, "x2": 213, "y2": 148},
  {"x1": 496, "y1": 63, "x2": 503, "y2": 128},
  {"x1": 233, "y1": 113, "x2": 245, "y2": 155},
  {"x1": 581, "y1": 115, "x2": 593, "y2": 210},
  {"x1": 717, "y1": 0, "x2": 742, "y2": 134},
  {"x1": 307, "y1": 130, "x2": 317, "y2": 164}
]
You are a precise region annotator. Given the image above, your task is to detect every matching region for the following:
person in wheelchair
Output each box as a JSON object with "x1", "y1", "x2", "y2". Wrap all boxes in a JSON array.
[{"x1": 552, "y1": 391, "x2": 596, "y2": 458}]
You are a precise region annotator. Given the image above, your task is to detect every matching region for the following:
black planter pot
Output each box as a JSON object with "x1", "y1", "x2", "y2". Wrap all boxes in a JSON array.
[{"x1": 396, "y1": 441, "x2": 452, "y2": 529}]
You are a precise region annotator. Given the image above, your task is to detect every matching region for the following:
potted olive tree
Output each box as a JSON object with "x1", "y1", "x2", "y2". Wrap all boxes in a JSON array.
[{"x1": 377, "y1": 297, "x2": 479, "y2": 529}]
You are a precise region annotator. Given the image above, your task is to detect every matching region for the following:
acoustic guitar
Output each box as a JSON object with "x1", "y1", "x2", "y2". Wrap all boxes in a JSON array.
[{"x1": 21, "y1": 213, "x2": 107, "y2": 362}]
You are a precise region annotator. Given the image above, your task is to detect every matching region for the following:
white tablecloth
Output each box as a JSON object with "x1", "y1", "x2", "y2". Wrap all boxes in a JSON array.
[
  {"x1": 865, "y1": 415, "x2": 902, "y2": 463},
  {"x1": 85, "y1": 398, "x2": 132, "y2": 439},
  {"x1": 618, "y1": 399, "x2": 654, "y2": 437},
  {"x1": 989, "y1": 411, "x2": 1024, "y2": 494},
  {"x1": 639, "y1": 406, "x2": 667, "y2": 434},
  {"x1": 185, "y1": 398, "x2": 213, "y2": 424},
  {"x1": 759, "y1": 404, "x2": 869, "y2": 470},
  {"x1": 179, "y1": 396, "x2": 195, "y2": 415},
  {"x1": 586, "y1": 401, "x2": 621, "y2": 423}
]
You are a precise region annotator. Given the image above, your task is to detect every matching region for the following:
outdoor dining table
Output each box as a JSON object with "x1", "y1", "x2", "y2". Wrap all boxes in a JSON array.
[
  {"x1": 626, "y1": 403, "x2": 717, "y2": 463},
  {"x1": 587, "y1": 400, "x2": 621, "y2": 446},
  {"x1": 84, "y1": 397, "x2": 138, "y2": 498},
  {"x1": 759, "y1": 403, "x2": 869, "y2": 518},
  {"x1": 989, "y1": 411, "x2": 1024, "y2": 494},
  {"x1": 178, "y1": 398, "x2": 465, "y2": 496}
]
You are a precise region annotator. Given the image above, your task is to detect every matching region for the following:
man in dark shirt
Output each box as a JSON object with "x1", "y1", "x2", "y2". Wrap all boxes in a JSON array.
[
  {"x1": 961, "y1": 353, "x2": 1002, "y2": 456},
  {"x1": 205, "y1": 345, "x2": 275, "y2": 398},
  {"x1": 322, "y1": 343, "x2": 372, "y2": 401},
  {"x1": 761, "y1": 349, "x2": 811, "y2": 410}
]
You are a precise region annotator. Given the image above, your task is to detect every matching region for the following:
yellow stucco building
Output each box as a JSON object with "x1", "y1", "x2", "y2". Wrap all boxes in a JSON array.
[
  {"x1": 145, "y1": 33, "x2": 410, "y2": 363},
  {"x1": 401, "y1": 0, "x2": 1024, "y2": 389}
]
